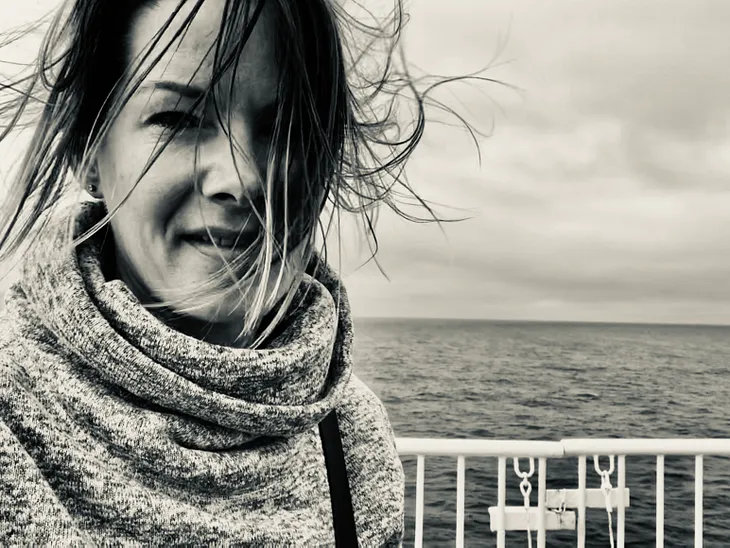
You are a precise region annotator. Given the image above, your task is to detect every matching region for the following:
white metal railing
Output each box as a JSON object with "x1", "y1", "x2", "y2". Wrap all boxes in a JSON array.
[{"x1": 394, "y1": 437, "x2": 730, "y2": 548}]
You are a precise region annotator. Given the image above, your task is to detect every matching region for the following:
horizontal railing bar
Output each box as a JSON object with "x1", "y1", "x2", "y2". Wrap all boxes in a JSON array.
[
  {"x1": 395, "y1": 438, "x2": 730, "y2": 457},
  {"x1": 562, "y1": 439, "x2": 730, "y2": 456},
  {"x1": 395, "y1": 438, "x2": 564, "y2": 457}
]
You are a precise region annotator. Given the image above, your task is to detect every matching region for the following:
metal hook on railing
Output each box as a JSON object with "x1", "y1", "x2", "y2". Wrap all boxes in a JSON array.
[
  {"x1": 513, "y1": 457, "x2": 535, "y2": 508},
  {"x1": 518, "y1": 473, "x2": 533, "y2": 499},
  {"x1": 514, "y1": 457, "x2": 536, "y2": 478},
  {"x1": 554, "y1": 488, "x2": 567, "y2": 516},
  {"x1": 599, "y1": 471, "x2": 613, "y2": 512},
  {"x1": 513, "y1": 458, "x2": 535, "y2": 548},
  {"x1": 593, "y1": 454, "x2": 615, "y2": 476},
  {"x1": 593, "y1": 455, "x2": 616, "y2": 548}
]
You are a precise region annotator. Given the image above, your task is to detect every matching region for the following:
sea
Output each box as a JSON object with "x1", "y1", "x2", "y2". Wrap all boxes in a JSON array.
[{"x1": 352, "y1": 318, "x2": 730, "y2": 547}]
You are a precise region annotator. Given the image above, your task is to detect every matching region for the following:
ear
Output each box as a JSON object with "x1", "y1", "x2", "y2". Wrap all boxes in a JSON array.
[{"x1": 85, "y1": 162, "x2": 103, "y2": 199}]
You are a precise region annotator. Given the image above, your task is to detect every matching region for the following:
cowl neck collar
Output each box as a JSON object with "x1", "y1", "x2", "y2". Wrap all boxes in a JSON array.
[{"x1": 16, "y1": 201, "x2": 353, "y2": 445}]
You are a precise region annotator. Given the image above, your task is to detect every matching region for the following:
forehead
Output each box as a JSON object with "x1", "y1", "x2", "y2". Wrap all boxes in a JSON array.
[{"x1": 129, "y1": 0, "x2": 278, "y2": 99}]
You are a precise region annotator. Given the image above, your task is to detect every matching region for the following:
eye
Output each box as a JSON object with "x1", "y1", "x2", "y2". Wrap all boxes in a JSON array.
[{"x1": 146, "y1": 111, "x2": 201, "y2": 130}]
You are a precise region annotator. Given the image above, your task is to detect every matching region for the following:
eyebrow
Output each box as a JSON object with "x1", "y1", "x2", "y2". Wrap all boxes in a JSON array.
[
  {"x1": 142, "y1": 81, "x2": 206, "y2": 99},
  {"x1": 138, "y1": 80, "x2": 281, "y2": 117}
]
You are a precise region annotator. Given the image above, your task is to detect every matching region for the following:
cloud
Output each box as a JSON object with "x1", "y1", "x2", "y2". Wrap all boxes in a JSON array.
[{"x1": 341, "y1": 0, "x2": 730, "y2": 323}]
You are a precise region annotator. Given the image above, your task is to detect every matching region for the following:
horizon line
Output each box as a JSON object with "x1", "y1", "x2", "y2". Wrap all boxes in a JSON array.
[{"x1": 352, "y1": 316, "x2": 730, "y2": 328}]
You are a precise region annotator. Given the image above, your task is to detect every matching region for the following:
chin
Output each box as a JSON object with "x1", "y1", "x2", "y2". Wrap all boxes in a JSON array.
[
  {"x1": 153, "y1": 260, "x2": 300, "y2": 327},
  {"x1": 169, "y1": 282, "x2": 281, "y2": 323},
  {"x1": 174, "y1": 291, "x2": 251, "y2": 322}
]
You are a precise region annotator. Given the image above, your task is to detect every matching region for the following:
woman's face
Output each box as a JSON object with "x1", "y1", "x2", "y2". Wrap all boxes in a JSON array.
[{"x1": 94, "y1": 0, "x2": 300, "y2": 342}]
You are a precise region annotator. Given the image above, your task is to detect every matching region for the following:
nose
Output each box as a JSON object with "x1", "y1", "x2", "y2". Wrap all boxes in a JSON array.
[{"x1": 197, "y1": 130, "x2": 264, "y2": 206}]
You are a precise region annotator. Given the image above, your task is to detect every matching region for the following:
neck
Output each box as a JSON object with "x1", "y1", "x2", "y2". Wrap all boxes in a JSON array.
[{"x1": 158, "y1": 311, "x2": 257, "y2": 348}]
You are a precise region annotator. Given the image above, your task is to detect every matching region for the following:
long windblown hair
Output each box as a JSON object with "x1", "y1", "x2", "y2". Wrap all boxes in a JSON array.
[{"x1": 0, "y1": 0, "x2": 500, "y2": 347}]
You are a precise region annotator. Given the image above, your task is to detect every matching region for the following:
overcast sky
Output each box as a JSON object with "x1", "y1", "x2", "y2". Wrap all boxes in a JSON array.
[{"x1": 2, "y1": 1, "x2": 730, "y2": 324}]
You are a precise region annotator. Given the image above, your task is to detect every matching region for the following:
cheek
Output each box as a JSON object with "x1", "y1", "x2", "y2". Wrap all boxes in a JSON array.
[
  {"x1": 98, "y1": 115, "x2": 191, "y2": 202},
  {"x1": 97, "y1": 131, "x2": 148, "y2": 206},
  {"x1": 99, "y1": 139, "x2": 192, "y2": 216}
]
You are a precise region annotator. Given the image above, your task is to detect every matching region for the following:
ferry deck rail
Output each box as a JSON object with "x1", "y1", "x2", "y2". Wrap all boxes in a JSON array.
[{"x1": 393, "y1": 437, "x2": 730, "y2": 547}]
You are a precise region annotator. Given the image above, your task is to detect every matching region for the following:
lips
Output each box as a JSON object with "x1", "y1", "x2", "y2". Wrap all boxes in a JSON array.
[
  {"x1": 181, "y1": 227, "x2": 257, "y2": 250},
  {"x1": 185, "y1": 233, "x2": 244, "y2": 248}
]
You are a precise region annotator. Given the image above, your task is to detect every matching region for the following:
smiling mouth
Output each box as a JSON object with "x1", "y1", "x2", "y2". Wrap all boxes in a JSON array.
[
  {"x1": 184, "y1": 234, "x2": 251, "y2": 249},
  {"x1": 180, "y1": 232, "x2": 261, "y2": 262}
]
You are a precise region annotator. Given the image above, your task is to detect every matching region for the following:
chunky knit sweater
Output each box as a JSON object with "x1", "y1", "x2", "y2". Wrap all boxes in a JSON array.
[{"x1": 0, "y1": 202, "x2": 404, "y2": 546}]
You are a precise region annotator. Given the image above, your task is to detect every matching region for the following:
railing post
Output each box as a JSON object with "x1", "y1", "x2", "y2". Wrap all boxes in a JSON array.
[
  {"x1": 578, "y1": 456, "x2": 586, "y2": 548},
  {"x1": 497, "y1": 456, "x2": 506, "y2": 548},
  {"x1": 656, "y1": 455, "x2": 664, "y2": 548},
  {"x1": 695, "y1": 455, "x2": 703, "y2": 547},
  {"x1": 415, "y1": 455, "x2": 424, "y2": 548},
  {"x1": 537, "y1": 458, "x2": 547, "y2": 548},
  {"x1": 456, "y1": 455, "x2": 465, "y2": 548},
  {"x1": 618, "y1": 455, "x2": 626, "y2": 548}
]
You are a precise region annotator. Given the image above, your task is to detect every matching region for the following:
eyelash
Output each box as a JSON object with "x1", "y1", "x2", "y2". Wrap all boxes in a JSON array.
[
  {"x1": 146, "y1": 108, "x2": 284, "y2": 137},
  {"x1": 147, "y1": 111, "x2": 202, "y2": 131}
]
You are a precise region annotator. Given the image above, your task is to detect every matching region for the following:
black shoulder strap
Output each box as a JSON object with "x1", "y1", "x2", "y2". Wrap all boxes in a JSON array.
[{"x1": 319, "y1": 409, "x2": 359, "y2": 547}]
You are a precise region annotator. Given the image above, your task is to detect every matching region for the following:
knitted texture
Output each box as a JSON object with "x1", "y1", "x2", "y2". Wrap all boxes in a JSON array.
[{"x1": 0, "y1": 201, "x2": 405, "y2": 546}]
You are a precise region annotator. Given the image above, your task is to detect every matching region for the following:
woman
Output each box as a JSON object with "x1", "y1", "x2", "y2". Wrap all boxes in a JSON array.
[{"x1": 0, "y1": 0, "x2": 482, "y2": 545}]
